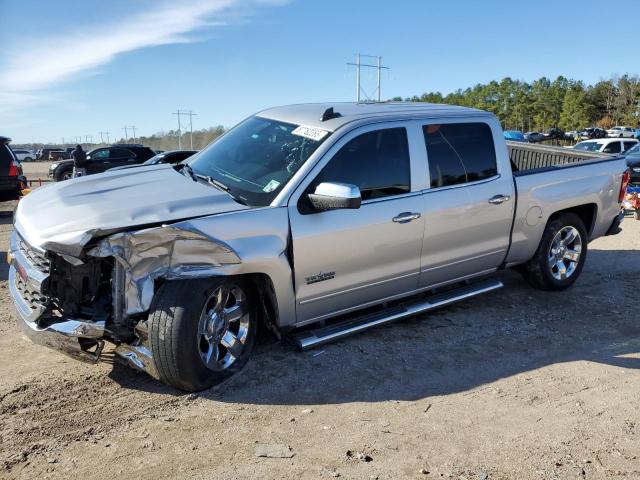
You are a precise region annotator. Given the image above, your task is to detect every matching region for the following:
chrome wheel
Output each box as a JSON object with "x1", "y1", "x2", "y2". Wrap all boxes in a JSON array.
[
  {"x1": 197, "y1": 284, "x2": 250, "y2": 371},
  {"x1": 547, "y1": 226, "x2": 582, "y2": 281}
]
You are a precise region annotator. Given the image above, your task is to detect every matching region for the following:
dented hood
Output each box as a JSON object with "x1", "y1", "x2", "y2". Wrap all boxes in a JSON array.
[{"x1": 15, "y1": 164, "x2": 249, "y2": 255}]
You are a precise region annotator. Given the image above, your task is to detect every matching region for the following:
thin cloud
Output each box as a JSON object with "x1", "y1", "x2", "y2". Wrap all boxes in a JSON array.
[{"x1": 0, "y1": 0, "x2": 284, "y2": 97}]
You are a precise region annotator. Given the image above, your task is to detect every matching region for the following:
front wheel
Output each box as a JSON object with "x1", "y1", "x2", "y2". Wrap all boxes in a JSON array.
[
  {"x1": 148, "y1": 278, "x2": 257, "y2": 391},
  {"x1": 56, "y1": 167, "x2": 73, "y2": 181},
  {"x1": 521, "y1": 213, "x2": 588, "y2": 291}
]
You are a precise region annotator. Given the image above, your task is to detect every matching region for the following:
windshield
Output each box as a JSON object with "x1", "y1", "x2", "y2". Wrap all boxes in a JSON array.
[
  {"x1": 626, "y1": 144, "x2": 640, "y2": 156},
  {"x1": 144, "y1": 154, "x2": 165, "y2": 165},
  {"x1": 574, "y1": 141, "x2": 601, "y2": 152},
  {"x1": 188, "y1": 116, "x2": 329, "y2": 206}
]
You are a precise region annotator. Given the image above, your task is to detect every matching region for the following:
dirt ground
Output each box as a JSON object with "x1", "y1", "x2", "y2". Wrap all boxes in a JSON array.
[{"x1": 1, "y1": 177, "x2": 639, "y2": 479}]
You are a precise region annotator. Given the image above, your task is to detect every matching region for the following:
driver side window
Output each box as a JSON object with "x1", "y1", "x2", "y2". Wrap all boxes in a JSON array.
[
  {"x1": 90, "y1": 149, "x2": 109, "y2": 160},
  {"x1": 310, "y1": 127, "x2": 411, "y2": 202}
]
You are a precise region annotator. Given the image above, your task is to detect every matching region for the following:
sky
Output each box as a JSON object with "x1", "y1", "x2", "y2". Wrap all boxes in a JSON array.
[{"x1": 0, "y1": 0, "x2": 635, "y2": 144}]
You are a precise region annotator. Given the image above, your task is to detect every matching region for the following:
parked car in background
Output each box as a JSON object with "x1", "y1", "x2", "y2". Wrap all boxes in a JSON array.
[
  {"x1": 543, "y1": 128, "x2": 565, "y2": 140},
  {"x1": 607, "y1": 126, "x2": 636, "y2": 138},
  {"x1": 49, "y1": 144, "x2": 156, "y2": 181},
  {"x1": 579, "y1": 127, "x2": 607, "y2": 139},
  {"x1": 11, "y1": 149, "x2": 35, "y2": 162},
  {"x1": 0, "y1": 137, "x2": 27, "y2": 200},
  {"x1": 503, "y1": 130, "x2": 526, "y2": 142},
  {"x1": 9, "y1": 103, "x2": 629, "y2": 391},
  {"x1": 623, "y1": 143, "x2": 640, "y2": 185},
  {"x1": 564, "y1": 130, "x2": 580, "y2": 140},
  {"x1": 48, "y1": 150, "x2": 65, "y2": 161},
  {"x1": 36, "y1": 148, "x2": 61, "y2": 161},
  {"x1": 524, "y1": 131, "x2": 545, "y2": 142},
  {"x1": 573, "y1": 138, "x2": 638, "y2": 154},
  {"x1": 108, "y1": 150, "x2": 198, "y2": 172}
]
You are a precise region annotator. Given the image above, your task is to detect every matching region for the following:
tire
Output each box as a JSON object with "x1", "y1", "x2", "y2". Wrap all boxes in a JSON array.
[
  {"x1": 521, "y1": 213, "x2": 588, "y2": 291},
  {"x1": 634, "y1": 210, "x2": 640, "y2": 221},
  {"x1": 24, "y1": 157, "x2": 32, "y2": 162},
  {"x1": 148, "y1": 277, "x2": 257, "y2": 391},
  {"x1": 56, "y1": 167, "x2": 73, "y2": 181}
]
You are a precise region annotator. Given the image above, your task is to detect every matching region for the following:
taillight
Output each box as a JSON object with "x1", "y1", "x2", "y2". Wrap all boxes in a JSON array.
[
  {"x1": 619, "y1": 169, "x2": 630, "y2": 203},
  {"x1": 8, "y1": 160, "x2": 20, "y2": 177}
]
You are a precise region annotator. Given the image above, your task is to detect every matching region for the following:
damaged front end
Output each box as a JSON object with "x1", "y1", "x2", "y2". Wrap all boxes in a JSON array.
[{"x1": 8, "y1": 223, "x2": 242, "y2": 377}]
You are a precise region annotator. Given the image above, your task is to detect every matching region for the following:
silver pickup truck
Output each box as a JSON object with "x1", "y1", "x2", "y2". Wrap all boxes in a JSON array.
[{"x1": 9, "y1": 103, "x2": 629, "y2": 391}]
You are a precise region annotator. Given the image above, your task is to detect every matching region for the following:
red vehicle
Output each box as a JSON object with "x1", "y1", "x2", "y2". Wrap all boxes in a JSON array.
[
  {"x1": 0, "y1": 137, "x2": 27, "y2": 201},
  {"x1": 624, "y1": 185, "x2": 640, "y2": 220}
]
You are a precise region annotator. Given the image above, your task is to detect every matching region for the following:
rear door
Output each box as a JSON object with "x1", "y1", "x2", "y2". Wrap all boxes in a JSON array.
[
  {"x1": 603, "y1": 141, "x2": 622, "y2": 154},
  {"x1": 288, "y1": 123, "x2": 426, "y2": 324},
  {"x1": 418, "y1": 120, "x2": 515, "y2": 288},
  {"x1": 107, "y1": 148, "x2": 136, "y2": 169}
]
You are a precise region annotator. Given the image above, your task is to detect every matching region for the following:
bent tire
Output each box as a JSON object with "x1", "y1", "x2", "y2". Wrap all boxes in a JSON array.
[
  {"x1": 521, "y1": 213, "x2": 588, "y2": 291},
  {"x1": 148, "y1": 278, "x2": 257, "y2": 392}
]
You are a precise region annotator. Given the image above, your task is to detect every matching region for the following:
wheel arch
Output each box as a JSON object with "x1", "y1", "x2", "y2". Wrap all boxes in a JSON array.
[{"x1": 547, "y1": 203, "x2": 597, "y2": 239}]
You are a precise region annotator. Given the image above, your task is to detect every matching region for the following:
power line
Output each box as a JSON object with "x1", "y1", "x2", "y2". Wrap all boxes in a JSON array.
[
  {"x1": 347, "y1": 53, "x2": 390, "y2": 102},
  {"x1": 172, "y1": 110, "x2": 182, "y2": 149},
  {"x1": 172, "y1": 110, "x2": 197, "y2": 149}
]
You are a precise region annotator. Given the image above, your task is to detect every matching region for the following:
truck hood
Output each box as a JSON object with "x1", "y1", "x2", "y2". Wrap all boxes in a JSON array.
[{"x1": 15, "y1": 164, "x2": 250, "y2": 256}]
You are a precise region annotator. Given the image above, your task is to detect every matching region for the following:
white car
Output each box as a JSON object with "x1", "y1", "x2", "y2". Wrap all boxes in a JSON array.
[
  {"x1": 11, "y1": 149, "x2": 35, "y2": 162},
  {"x1": 573, "y1": 138, "x2": 638, "y2": 154},
  {"x1": 606, "y1": 126, "x2": 636, "y2": 138}
]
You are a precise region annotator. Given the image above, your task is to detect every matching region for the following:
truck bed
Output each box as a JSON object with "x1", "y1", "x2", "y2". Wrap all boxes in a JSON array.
[
  {"x1": 505, "y1": 141, "x2": 627, "y2": 266},
  {"x1": 507, "y1": 141, "x2": 614, "y2": 174}
]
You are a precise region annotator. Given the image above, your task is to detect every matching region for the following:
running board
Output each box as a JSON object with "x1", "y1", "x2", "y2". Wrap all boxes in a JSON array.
[{"x1": 292, "y1": 278, "x2": 503, "y2": 350}]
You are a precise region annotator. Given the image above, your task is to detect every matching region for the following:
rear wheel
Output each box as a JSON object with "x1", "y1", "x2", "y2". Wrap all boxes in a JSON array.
[
  {"x1": 148, "y1": 278, "x2": 257, "y2": 391},
  {"x1": 634, "y1": 210, "x2": 640, "y2": 221},
  {"x1": 521, "y1": 213, "x2": 588, "y2": 291}
]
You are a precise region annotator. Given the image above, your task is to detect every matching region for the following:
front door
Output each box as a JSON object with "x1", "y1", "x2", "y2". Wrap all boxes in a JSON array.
[
  {"x1": 289, "y1": 125, "x2": 425, "y2": 324},
  {"x1": 418, "y1": 121, "x2": 515, "y2": 287}
]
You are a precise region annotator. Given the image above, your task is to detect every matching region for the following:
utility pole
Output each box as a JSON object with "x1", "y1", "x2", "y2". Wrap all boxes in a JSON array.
[
  {"x1": 122, "y1": 126, "x2": 129, "y2": 142},
  {"x1": 129, "y1": 126, "x2": 137, "y2": 143},
  {"x1": 99, "y1": 131, "x2": 110, "y2": 145},
  {"x1": 347, "y1": 53, "x2": 389, "y2": 102},
  {"x1": 172, "y1": 110, "x2": 183, "y2": 149}
]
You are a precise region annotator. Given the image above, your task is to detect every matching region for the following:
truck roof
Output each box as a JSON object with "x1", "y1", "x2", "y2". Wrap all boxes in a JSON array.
[{"x1": 257, "y1": 102, "x2": 488, "y2": 132}]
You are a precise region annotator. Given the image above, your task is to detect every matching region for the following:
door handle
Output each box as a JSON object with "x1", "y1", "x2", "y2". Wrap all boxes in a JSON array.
[
  {"x1": 488, "y1": 195, "x2": 511, "y2": 205},
  {"x1": 393, "y1": 212, "x2": 421, "y2": 223}
]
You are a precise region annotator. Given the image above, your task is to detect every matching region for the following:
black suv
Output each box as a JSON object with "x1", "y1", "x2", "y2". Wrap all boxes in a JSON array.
[
  {"x1": 0, "y1": 137, "x2": 26, "y2": 200},
  {"x1": 49, "y1": 144, "x2": 156, "y2": 181}
]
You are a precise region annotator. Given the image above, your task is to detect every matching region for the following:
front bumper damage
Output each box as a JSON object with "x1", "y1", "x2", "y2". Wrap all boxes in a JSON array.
[
  {"x1": 8, "y1": 223, "x2": 244, "y2": 379},
  {"x1": 8, "y1": 230, "x2": 158, "y2": 376},
  {"x1": 8, "y1": 231, "x2": 105, "y2": 362}
]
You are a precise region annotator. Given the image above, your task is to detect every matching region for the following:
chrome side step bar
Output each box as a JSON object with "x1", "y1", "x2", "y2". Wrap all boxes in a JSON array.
[{"x1": 293, "y1": 278, "x2": 503, "y2": 350}]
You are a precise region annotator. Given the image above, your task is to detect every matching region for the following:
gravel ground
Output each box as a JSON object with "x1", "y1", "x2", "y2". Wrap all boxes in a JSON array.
[{"x1": 0, "y1": 194, "x2": 639, "y2": 480}]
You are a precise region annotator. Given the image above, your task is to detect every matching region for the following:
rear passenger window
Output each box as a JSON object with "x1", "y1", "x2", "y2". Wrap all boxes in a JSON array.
[
  {"x1": 312, "y1": 127, "x2": 411, "y2": 201},
  {"x1": 0, "y1": 145, "x2": 14, "y2": 169},
  {"x1": 423, "y1": 123, "x2": 498, "y2": 188},
  {"x1": 603, "y1": 142, "x2": 621, "y2": 154},
  {"x1": 623, "y1": 141, "x2": 636, "y2": 151}
]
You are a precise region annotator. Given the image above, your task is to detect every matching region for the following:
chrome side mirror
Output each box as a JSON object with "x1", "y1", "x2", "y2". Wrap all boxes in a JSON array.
[{"x1": 308, "y1": 182, "x2": 361, "y2": 211}]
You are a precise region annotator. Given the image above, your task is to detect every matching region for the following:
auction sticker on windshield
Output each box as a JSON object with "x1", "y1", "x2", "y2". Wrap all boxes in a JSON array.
[
  {"x1": 292, "y1": 125, "x2": 329, "y2": 141},
  {"x1": 263, "y1": 179, "x2": 281, "y2": 192}
]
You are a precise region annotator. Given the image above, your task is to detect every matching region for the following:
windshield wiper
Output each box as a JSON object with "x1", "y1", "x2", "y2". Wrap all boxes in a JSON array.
[
  {"x1": 179, "y1": 163, "x2": 198, "y2": 182},
  {"x1": 195, "y1": 173, "x2": 248, "y2": 206}
]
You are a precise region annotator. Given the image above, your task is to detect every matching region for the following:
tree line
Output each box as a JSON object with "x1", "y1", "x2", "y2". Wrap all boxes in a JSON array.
[
  {"x1": 392, "y1": 75, "x2": 640, "y2": 132},
  {"x1": 115, "y1": 126, "x2": 226, "y2": 152}
]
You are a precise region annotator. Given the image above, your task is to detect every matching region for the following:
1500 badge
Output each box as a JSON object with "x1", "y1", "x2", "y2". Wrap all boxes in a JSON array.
[{"x1": 305, "y1": 271, "x2": 335, "y2": 285}]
